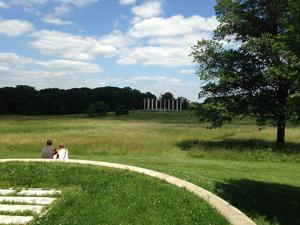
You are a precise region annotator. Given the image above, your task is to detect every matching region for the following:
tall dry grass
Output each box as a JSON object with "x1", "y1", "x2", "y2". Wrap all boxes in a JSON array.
[{"x1": 0, "y1": 112, "x2": 299, "y2": 161}]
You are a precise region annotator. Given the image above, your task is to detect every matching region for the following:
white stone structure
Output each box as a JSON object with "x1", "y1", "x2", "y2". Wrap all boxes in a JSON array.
[
  {"x1": 0, "y1": 188, "x2": 60, "y2": 224},
  {"x1": 143, "y1": 98, "x2": 183, "y2": 111}
]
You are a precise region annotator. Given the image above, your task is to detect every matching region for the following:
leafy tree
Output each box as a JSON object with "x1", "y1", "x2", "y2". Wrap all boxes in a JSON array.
[
  {"x1": 14, "y1": 85, "x2": 38, "y2": 115},
  {"x1": 87, "y1": 101, "x2": 110, "y2": 117},
  {"x1": 161, "y1": 92, "x2": 174, "y2": 100},
  {"x1": 115, "y1": 105, "x2": 129, "y2": 115},
  {"x1": 143, "y1": 92, "x2": 157, "y2": 100},
  {"x1": 178, "y1": 97, "x2": 189, "y2": 110},
  {"x1": 191, "y1": 0, "x2": 300, "y2": 149},
  {"x1": 0, "y1": 86, "x2": 157, "y2": 115}
]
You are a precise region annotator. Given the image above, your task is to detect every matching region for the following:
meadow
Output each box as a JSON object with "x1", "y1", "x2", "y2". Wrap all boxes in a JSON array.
[{"x1": 0, "y1": 111, "x2": 299, "y2": 225}]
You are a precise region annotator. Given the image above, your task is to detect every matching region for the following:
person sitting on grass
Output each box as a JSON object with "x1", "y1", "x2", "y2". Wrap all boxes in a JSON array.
[
  {"x1": 41, "y1": 140, "x2": 56, "y2": 159},
  {"x1": 53, "y1": 143, "x2": 69, "y2": 160}
]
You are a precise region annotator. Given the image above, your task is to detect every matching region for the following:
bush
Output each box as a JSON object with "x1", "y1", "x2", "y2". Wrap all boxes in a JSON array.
[
  {"x1": 115, "y1": 105, "x2": 129, "y2": 115},
  {"x1": 87, "y1": 101, "x2": 110, "y2": 117}
]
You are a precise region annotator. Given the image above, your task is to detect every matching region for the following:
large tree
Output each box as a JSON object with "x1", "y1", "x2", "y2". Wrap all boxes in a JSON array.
[{"x1": 191, "y1": 0, "x2": 300, "y2": 149}]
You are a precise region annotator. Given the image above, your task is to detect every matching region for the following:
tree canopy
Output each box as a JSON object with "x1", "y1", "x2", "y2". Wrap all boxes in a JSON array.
[
  {"x1": 191, "y1": 0, "x2": 300, "y2": 149},
  {"x1": 0, "y1": 86, "x2": 155, "y2": 115}
]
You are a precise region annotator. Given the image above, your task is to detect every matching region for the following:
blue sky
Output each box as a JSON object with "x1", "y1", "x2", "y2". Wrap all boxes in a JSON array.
[{"x1": 0, "y1": 0, "x2": 217, "y2": 101}]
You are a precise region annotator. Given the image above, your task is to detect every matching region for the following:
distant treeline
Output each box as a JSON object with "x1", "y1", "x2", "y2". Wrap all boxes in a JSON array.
[{"x1": 0, "y1": 85, "x2": 158, "y2": 115}]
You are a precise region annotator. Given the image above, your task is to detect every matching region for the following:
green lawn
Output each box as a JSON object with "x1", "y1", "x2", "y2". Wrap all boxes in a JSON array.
[
  {"x1": 0, "y1": 162, "x2": 229, "y2": 225},
  {"x1": 0, "y1": 111, "x2": 299, "y2": 225}
]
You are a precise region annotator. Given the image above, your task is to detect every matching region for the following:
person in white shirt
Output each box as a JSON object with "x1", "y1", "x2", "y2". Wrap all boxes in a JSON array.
[{"x1": 54, "y1": 143, "x2": 69, "y2": 160}]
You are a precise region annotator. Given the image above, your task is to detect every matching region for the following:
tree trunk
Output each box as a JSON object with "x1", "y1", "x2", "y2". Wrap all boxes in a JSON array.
[{"x1": 276, "y1": 120, "x2": 285, "y2": 150}]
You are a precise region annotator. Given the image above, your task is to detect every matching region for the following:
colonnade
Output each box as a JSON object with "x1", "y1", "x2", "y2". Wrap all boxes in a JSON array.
[{"x1": 143, "y1": 98, "x2": 182, "y2": 111}]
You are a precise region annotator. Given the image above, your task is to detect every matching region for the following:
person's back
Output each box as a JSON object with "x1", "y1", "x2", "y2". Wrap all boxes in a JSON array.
[
  {"x1": 41, "y1": 140, "x2": 55, "y2": 159},
  {"x1": 56, "y1": 143, "x2": 68, "y2": 160},
  {"x1": 57, "y1": 148, "x2": 68, "y2": 160}
]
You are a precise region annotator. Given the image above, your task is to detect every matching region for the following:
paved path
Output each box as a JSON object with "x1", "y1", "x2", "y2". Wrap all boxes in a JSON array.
[
  {"x1": 0, "y1": 188, "x2": 60, "y2": 224},
  {"x1": 0, "y1": 159, "x2": 256, "y2": 225}
]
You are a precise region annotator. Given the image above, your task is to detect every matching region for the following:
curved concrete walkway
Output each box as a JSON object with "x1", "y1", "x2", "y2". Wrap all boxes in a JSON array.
[{"x1": 0, "y1": 159, "x2": 256, "y2": 225}]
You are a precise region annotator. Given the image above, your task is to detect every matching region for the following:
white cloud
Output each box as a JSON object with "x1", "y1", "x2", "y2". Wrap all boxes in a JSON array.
[
  {"x1": 132, "y1": 1, "x2": 162, "y2": 18},
  {"x1": 42, "y1": 15, "x2": 74, "y2": 25},
  {"x1": 6, "y1": 0, "x2": 48, "y2": 14},
  {"x1": 177, "y1": 69, "x2": 195, "y2": 75},
  {"x1": 0, "y1": 52, "x2": 103, "y2": 78},
  {"x1": 129, "y1": 15, "x2": 218, "y2": 38},
  {"x1": 58, "y1": 0, "x2": 98, "y2": 7},
  {"x1": 117, "y1": 46, "x2": 192, "y2": 67},
  {"x1": 0, "y1": 1, "x2": 9, "y2": 8},
  {"x1": 29, "y1": 30, "x2": 125, "y2": 61},
  {"x1": 0, "y1": 65, "x2": 9, "y2": 71},
  {"x1": 117, "y1": 75, "x2": 200, "y2": 101},
  {"x1": 51, "y1": 0, "x2": 98, "y2": 16},
  {"x1": 0, "y1": 19, "x2": 34, "y2": 36},
  {"x1": 3, "y1": 0, "x2": 98, "y2": 24},
  {"x1": 4, "y1": 0, "x2": 97, "y2": 9},
  {"x1": 27, "y1": 13, "x2": 218, "y2": 67},
  {"x1": 147, "y1": 33, "x2": 212, "y2": 47},
  {"x1": 15, "y1": 3, "x2": 219, "y2": 68},
  {"x1": 53, "y1": 3, "x2": 71, "y2": 16},
  {"x1": 115, "y1": 15, "x2": 218, "y2": 67},
  {"x1": 131, "y1": 75, "x2": 182, "y2": 84},
  {"x1": 119, "y1": 0, "x2": 136, "y2": 5},
  {"x1": 116, "y1": 57, "x2": 137, "y2": 65},
  {"x1": 8, "y1": 0, "x2": 48, "y2": 6}
]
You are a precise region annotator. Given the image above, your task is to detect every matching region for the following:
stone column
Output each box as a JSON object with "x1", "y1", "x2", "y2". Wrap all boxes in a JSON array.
[
  {"x1": 164, "y1": 99, "x2": 167, "y2": 111},
  {"x1": 179, "y1": 99, "x2": 183, "y2": 111},
  {"x1": 155, "y1": 99, "x2": 158, "y2": 111},
  {"x1": 147, "y1": 98, "x2": 150, "y2": 110},
  {"x1": 167, "y1": 99, "x2": 170, "y2": 111},
  {"x1": 172, "y1": 99, "x2": 175, "y2": 111},
  {"x1": 176, "y1": 99, "x2": 179, "y2": 111}
]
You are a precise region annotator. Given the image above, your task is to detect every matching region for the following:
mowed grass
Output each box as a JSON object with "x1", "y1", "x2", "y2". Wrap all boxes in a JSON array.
[
  {"x1": 0, "y1": 111, "x2": 300, "y2": 225},
  {"x1": 0, "y1": 162, "x2": 229, "y2": 225}
]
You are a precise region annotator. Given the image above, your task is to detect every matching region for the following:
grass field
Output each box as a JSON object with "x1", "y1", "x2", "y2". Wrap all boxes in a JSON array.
[
  {"x1": 0, "y1": 111, "x2": 300, "y2": 225},
  {"x1": 0, "y1": 162, "x2": 229, "y2": 225}
]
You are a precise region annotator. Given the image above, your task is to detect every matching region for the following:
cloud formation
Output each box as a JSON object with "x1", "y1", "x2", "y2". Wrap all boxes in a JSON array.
[
  {"x1": 42, "y1": 15, "x2": 74, "y2": 25},
  {"x1": 0, "y1": 1, "x2": 9, "y2": 8},
  {"x1": 27, "y1": 12, "x2": 218, "y2": 67},
  {"x1": 115, "y1": 15, "x2": 218, "y2": 67},
  {"x1": 132, "y1": 1, "x2": 162, "y2": 18},
  {"x1": 0, "y1": 19, "x2": 34, "y2": 36},
  {"x1": 129, "y1": 15, "x2": 218, "y2": 38},
  {"x1": 0, "y1": 52, "x2": 103, "y2": 78},
  {"x1": 29, "y1": 30, "x2": 125, "y2": 61},
  {"x1": 119, "y1": 0, "x2": 136, "y2": 5},
  {"x1": 177, "y1": 69, "x2": 195, "y2": 75}
]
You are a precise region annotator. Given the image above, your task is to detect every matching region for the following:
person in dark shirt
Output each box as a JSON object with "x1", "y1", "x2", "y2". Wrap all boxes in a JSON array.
[{"x1": 41, "y1": 140, "x2": 55, "y2": 159}]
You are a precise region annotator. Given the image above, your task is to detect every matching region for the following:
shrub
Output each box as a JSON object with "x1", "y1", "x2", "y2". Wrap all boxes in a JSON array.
[
  {"x1": 115, "y1": 105, "x2": 129, "y2": 115},
  {"x1": 87, "y1": 101, "x2": 109, "y2": 117}
]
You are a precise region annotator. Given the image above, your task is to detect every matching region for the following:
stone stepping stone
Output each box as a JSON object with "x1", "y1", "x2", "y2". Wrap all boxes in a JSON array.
[
  {"x1": 18, "y1": 189, "x2": 61, "y2": 196},
  {"x1": 0, "y1": 189, "x2": 16, "y2": 196},
  {"x1": 0, "y1": 204, "x2": 44, "y2": 214},
  {"x1": 0, "y1": 196, "x2": 55, "y2": 205},
  {"x1": 0, "y1": 215, "x2": 33, "y2": 224}
]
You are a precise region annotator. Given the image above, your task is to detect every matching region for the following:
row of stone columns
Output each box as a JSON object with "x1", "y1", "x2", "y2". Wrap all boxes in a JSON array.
[{"x1": 143, "y1": 98, "x2": 183, "y2": 111}]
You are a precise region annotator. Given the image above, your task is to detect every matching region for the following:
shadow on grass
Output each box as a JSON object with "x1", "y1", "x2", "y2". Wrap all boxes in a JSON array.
[
  {"x1": 215, "y1": 179, "x2": 300, "y2": 225},
  {"x1": 176, "y1": 138, "x2": 300, "y2": 153}
]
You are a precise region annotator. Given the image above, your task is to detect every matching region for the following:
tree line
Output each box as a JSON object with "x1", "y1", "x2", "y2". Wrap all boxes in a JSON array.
[{"x1": 0, "y1": 85, "x2": 189, "y2": 115}]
